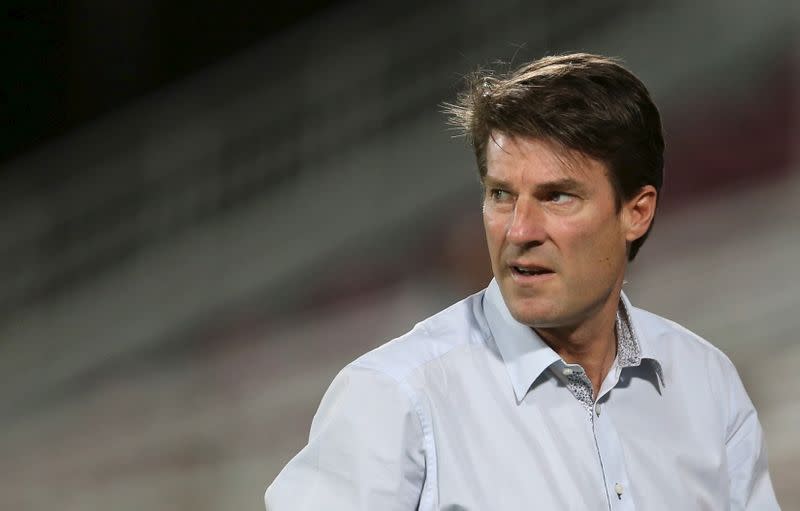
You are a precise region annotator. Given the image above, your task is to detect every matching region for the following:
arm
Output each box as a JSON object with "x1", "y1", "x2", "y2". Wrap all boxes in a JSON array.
[
  {"x1": 724, "y1": 361, "x2": 781, "y2": 510},
  {"x1": 265, "y1": 364, "x2": 426, "y2": 510}
]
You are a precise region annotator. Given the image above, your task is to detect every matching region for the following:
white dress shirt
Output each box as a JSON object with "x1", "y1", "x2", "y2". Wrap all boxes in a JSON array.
[{"x1": 265, "y1": 279, "x2": 780, "y2": 510}]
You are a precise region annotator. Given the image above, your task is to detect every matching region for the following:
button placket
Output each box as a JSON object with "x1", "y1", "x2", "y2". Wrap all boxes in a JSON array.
[{"x1": 591, "y1": 401, "x2": 636, "y2": 510}]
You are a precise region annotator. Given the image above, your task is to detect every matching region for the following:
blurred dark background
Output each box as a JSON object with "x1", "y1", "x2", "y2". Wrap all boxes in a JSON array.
[
  {"x1": 2, "y1": 0, "x2": 345, "y2": 166},
  {"x1": 1, "y1": 1, "x2": 798, "y2": 510}
]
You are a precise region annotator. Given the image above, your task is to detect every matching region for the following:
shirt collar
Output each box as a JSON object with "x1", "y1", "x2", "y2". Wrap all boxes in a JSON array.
[
  {"x1": 483, "y1": 279, "x2": 560, "y2": 402},
  {"x1": 482, "y1": 279, "x2": 665, "y2": 402}
]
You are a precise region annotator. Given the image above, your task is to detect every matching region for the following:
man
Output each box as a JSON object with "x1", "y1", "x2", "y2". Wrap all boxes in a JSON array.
[{"x1": 264, "y1": 53, "x2": 779, "y2": 510}]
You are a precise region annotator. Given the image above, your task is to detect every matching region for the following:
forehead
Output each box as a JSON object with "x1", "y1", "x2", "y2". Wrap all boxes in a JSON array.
[{"x1": 484, "y1": 132, "x2": 607, "y2": 184}]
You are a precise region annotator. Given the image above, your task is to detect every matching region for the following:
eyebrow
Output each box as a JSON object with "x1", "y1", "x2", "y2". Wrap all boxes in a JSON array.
[
  {"x1": 536, "y1": 177, "x2": 588, "y2": 196},
  {"x1": 481, "y1": 176, "x2": 589, "y2": 196},
  {"x1": 480, "y1": 175, "x2": 507, "y2": 189}
]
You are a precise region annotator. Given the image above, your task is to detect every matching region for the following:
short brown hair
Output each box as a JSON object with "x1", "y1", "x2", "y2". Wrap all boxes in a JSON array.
[{"x1": 445, "y1": 53, "x2": 664, "y2": 260}]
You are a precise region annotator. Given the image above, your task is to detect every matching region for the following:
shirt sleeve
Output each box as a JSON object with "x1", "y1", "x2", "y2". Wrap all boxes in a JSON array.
[
  {"x1": 723, "y1": 359, "x2": 781, "y2": 510},
  {"x1": 264, "y1": 364, "x2": 426, "y2": 511}
]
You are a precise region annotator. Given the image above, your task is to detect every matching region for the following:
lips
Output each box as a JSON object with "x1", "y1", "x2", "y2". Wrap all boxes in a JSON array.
[{"x1": 509, "y1": 261, "x2": 555, "y2": 279}]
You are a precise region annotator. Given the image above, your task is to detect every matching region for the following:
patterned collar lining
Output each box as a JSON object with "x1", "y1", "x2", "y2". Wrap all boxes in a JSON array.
[
  {"x1": 616, "y1": 297, "x2": 642, "y2": 368},
  {"x1": 616, "y1": 297, "x2": 665, "y2": 385}
]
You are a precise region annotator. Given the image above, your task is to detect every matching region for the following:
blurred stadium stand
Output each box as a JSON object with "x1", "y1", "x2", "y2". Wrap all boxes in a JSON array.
[{"x1": 0, "y1": 0, "x2": 797, "y2": 509}]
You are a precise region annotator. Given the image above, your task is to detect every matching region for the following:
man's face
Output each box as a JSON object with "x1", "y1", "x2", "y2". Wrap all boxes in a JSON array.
[{"x1": 482, "y1": 133, "x2": 647, "y2": 330}]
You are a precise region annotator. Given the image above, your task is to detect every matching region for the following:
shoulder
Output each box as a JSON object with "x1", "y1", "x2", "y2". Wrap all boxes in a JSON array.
[
  {"x1": 631, "y1": 306, "x2": 726, "y2": 353},
  {"x1": 348, "y1": 289, "x2": 490, "y2": 384},
  {"x1": 629, "y1": 304, "x2": 741, "y2": 385},
  {"x1": 305, "y1": 289, "x2": 490, "y2": 458}
]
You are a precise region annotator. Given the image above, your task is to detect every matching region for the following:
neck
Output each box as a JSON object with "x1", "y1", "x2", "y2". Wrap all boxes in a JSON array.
[{"x1": 534, "y1": 291, "x2": 621, "y2": 399}]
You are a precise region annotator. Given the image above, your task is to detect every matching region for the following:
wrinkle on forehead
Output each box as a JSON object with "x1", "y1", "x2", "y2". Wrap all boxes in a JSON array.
[{"x1": 487, "y1": 130, "x2": 605, "y2": 180}]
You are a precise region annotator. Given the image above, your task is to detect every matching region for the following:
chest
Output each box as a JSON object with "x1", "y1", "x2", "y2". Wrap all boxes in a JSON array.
[{"x1": 424, "y1": 374, "x2": 729, "y2": 511}]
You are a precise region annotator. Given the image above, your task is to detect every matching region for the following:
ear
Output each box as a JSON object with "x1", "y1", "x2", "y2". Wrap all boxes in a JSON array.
[{"x1": 622, "y1": 185, "x2": 657, "y2": 242}]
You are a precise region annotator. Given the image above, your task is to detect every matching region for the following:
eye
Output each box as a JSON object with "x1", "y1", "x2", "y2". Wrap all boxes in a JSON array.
[
  {"x1": 548, "y1": 192, "x2": 574, "y2": 205},
  {"x1": 489, "y1": 188, "x2": 513, "y2": 202}
]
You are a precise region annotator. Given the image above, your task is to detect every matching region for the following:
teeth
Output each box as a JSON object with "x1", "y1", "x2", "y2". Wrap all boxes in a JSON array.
[{"x1": 515, "y1": 266, "x2": 541, "y2": 275}]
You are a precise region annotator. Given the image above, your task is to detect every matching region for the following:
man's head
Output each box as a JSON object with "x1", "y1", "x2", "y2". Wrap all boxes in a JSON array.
[
  {"x1": 446, "y1": 53, "x2": 664, "y2": 261},
  {"x1": 446, "y1": 53, "x2": 663, "y2": 330}
]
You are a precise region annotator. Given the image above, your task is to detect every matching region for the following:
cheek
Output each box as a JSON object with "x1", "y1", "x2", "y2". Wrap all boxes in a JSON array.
[
  {"x1": 559, "y1": 217, "x2": 625, "y2": 270},
  {"x1": 585, "y1": 223, "x2": 626, "y2": 270},
  {"x1": 482, "y1": 210, "x2": 505, "y2": 248}
]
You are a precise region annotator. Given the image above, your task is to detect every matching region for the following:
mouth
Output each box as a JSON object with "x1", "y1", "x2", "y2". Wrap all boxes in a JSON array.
[{"x1": 508, "y1": 262, "x2": 555, "y2": 281}]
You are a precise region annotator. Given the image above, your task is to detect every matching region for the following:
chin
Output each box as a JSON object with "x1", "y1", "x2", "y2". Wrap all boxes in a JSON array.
[{"x1": 506, "y1": 299, "x2": 562, "y2": 328}]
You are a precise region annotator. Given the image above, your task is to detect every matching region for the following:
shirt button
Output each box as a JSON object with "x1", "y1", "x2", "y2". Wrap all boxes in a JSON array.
[
  {"x1": 595, "y1": 403, "x2": 601, "y2": 416},
  {"x1": 614, "y1": 482, "x2": 624, "y2": 498},
  {"x1": 562, "y1": 367, "x2": 574, "y2": 376}
]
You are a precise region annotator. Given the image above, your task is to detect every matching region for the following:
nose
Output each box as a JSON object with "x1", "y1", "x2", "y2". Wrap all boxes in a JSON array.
[{"x1": 506, "y1": 199, "x2": 546, "y2": 247}]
